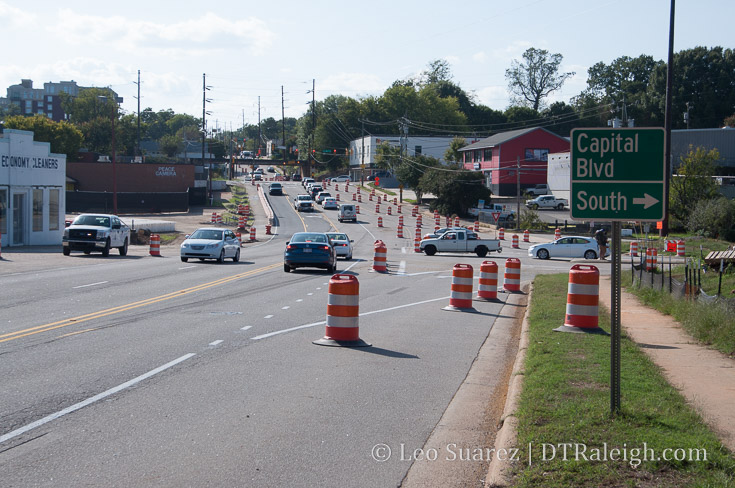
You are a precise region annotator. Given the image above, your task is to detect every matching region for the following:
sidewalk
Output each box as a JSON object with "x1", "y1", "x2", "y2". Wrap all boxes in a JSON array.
[{"x1": 597, "y1": 276, "x2": 735, "y2": 452}]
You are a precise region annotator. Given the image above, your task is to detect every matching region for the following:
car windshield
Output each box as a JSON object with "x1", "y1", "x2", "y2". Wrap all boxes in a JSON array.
[
  {"x1": 73, "y1": 215, "x2": 110, "y2": 227},
  {"x1": 327, "y1": 233, "x2": 347, "y2": 241},
  {"x1": 291, "y1": 233, "x2": 327, "y2": 243},
  {"x1": 189, "y1": 229, "x2": 223, "y2": 240}
]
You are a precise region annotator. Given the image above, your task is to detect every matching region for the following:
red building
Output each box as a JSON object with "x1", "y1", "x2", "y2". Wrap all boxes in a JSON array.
[{"x1": 460, "y1": 127, "x2": 569, "y2": 196}]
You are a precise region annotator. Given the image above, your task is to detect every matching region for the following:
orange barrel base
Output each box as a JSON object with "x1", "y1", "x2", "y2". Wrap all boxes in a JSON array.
[
  {"x1": 443, "y1": 263, "x2": 477, "y2": 312},
  {"x1": 554, "y1": 264, "x2": 609, "y2": 335},
  {"x1": 313, "y1": 274, "x2": 371, "y2": 347}
]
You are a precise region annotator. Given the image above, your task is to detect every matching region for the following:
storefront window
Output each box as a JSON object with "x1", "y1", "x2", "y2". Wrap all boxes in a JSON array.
[
  {"x1": 33, "y1": 189, "x2": 43, "y2": 232},
  {"x1": 484, "y1": 148, "x2": 493, "y2": 161},
  {"x1": 49, "y1": 189, "x2": 60, "y2": 231},
  {"x1": 0, "y1": 189, "x2": 6, "y2": 235}
]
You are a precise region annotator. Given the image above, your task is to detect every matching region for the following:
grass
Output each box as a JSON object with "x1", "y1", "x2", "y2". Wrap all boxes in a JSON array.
[
  {"x1": 512, "y1": 273, "x2": 735, "y2": 487},
  {"x1": 622, "y1": 272, "x2": 735, "y2": 357},
  {"x1": 361, "y1": 183, "x2": 397, "y2": 196}
]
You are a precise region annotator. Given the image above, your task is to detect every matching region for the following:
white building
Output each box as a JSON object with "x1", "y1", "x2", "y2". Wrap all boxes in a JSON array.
[
  {"x1": 0, "y1": 129, "x2": 66, "y2": 247},
  {"x1": 547, "y1": 152, "x2": 570, "y2": 201}
]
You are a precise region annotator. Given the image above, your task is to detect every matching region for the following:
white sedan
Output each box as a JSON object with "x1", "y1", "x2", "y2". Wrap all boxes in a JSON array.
[
  {"x1": 528, "y1": 236, "x2": 606, "y2": 260},
  {"x1": 180, "y1": 227, "x2": 241, "y2": 263},
  {"x1": 326, "y1": 232, "x2": 353, "y2": 260},
  {"x1": 322, "y1": 197, "x2": 338, "y2": 210}
]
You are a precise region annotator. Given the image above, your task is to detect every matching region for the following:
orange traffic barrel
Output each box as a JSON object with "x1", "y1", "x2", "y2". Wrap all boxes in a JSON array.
[
  {"x1": 235, "y1": 231, "x2": 242, "y2": 244},
  {"x1": 149, "y1": 234, "x2": 161, "y2": 256},
  {"x1": 377, "y1": 217, "x2": 383, "y2": 228},
  {"x1": 397, "y1": 225, "x2": 403, "y2": 238},
  {"x1": 375, "y1": 203, "x2": 380, "y2": 213},
  {"x1": 383, "y1": 194, "x2": 388, "y2": 202},
  {"x1": 412, "y1": 206, "x2": 417, "y2": 217},
  {"x1": 266, "y1": 224, "x2": 272, "y2": 235},
  {"x1": 454, "y1": 217, "x2": 460, "y2": 227},
  {"x1": 373, "y1": 240, "x2": 387, "y2": 272},
  {"x1": 646, "y1": 248, "x2": 658, "y2": 271},
  {"x1": 210, "y1": 212, "x2": 217, "y2": 223},
  {"x1": 474, "y1": 221, "x2": 480, "y2": 232},
  {"x1": 414, "y1": 238, "x2": 421, "y2": 253},
  {"x1": 352, "y1": 193, "x2": 356, "y2": 201},
  {"x1": 498, "y1": 228, "x2": 505, "y2": 240},
  {"x1": 336, "y1": 194, "x2": 340, "y2": 201},
  {"x1": 523, "y1": 230, "x2": 529, "y2": 242},
  {"x1": 397, "y1": 205, "x2": 402, "y2": 214},
  {"x1": 503, "y1": 258, "x2": 521, "y2": 292},
  {"x1": 512, "y1": 234, "x2": 519, "y2": 248},
  {"x1": 435, "y1": 216, "x2": 441, "y2": 227},
  {"x1": 249, "y1": 227, "x2": 256, "y2": 241},
  {"x1": 369, "y1": 193, "x2": 374, "y2": 201},
  {"x1": 416, "y1": 215, "x2": 422, "y2": 228},
  {"x1": 414, "y1": 227, "x2": 422, "y2": 241},
  {"x1": 358, "y1": 194, "x2": 363, "y2": 203},
  {"x1": 356, "y1": 205, "x2": 360, "y2": 214},
  {"x1": 216, "y1": 214, "x2": 223, "y2": 224},
  {"x1": 314, "y1": 274, "x2": 370, "y2": 347},
  {"x1": 677, "y1": 240, "x2": 686, "y2": 257},
  {"x1": 394, "y1": 198, "x2": 398, "y2": 205},
  {"x1": 555, "y1": 228, "x2": 561, "y2": 240},
  {"x1": 477, "y1": 261, "x2": 499, "y2": 300},
  {"x1": 238, "y1": 215, "x2": 246, "y2": 228},
  {"x1": 630, "y1": 241, "x2": 638, "y2": 257},
  {"x1": 399, "y1": 215, "x2": 404, "y2": 227},
  {"x1": 335, "y1": 183, "x2": 340, "y2": 191},
  {"x1": 554, "y1": 265, "x2": 607, "y2": 335},
  {"x1": 387, "y1": 206, "x2": 392, "y2": 215},
  {"x1": 443, "y1": 264, "x2": 475, "y2": 311}
]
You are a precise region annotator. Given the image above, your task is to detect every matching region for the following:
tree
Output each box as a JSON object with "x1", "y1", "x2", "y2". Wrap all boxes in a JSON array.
[
  {"x1": 541, "y1": 102, "x2": 579, "y2": 137},
  {"x1": 421, "y1": 58, "x2": 452, "y2": 85},
  {"x1": 505, "y1": 48, "x2": 575, "y2": 111},
  {"x1": 669, "y1": 146, "x2": 721, "y2": 224},
  {"x1": 444, "y1": 137, "x2": 467, "y2": 164},
  {"x1": 687, "y1": 197, "x2": 735, "y2": 240},
  {"x1": 724, "y1": 114, "x2": 735, "y2": 128},
  {"x1": 159, "y1": 134, "x2": 181, "y2": 157},
  {"x1": 4, "y1": 114, "x2": 83, "y2": 158},
  {"x1": 419, "y1": 163, "x2": 490, "y2": 216}
]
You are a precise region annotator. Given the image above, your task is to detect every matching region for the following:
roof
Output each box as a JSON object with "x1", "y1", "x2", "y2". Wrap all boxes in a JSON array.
[{"x1": 459, "y1": 127, "x2": 563, "y2": 151}]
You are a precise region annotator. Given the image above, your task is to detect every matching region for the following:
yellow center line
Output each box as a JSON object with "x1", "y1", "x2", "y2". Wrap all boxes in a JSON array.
[{"x1": 0, "y1": 262, "x2": 281, "y2": 344}]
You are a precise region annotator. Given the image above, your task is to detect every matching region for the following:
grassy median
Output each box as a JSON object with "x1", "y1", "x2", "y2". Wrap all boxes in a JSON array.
[{"x1": 511, "y1": 274, "x2": 735, "y2": 487}]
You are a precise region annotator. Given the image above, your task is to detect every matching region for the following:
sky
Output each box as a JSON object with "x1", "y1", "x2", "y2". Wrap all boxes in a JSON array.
[{"x1": 1, "y1": 0, "x2": 733, "y2": 132}]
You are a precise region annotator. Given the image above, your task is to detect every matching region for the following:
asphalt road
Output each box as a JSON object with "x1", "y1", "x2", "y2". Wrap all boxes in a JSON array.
[{"x1": 0, "y1": 180, "x2": 608, "y2": 487}]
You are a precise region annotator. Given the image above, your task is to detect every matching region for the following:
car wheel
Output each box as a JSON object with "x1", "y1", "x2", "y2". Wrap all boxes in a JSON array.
[
  {"x1": 62, "y1": 247, "x2": 71, "y2": 256},
  {"x1": 84, "y1": 250, "x2": 91, "y2": 255},
  {"x1": 199, "y1": 258, "x2": 205, "y2": 261},
  {"x1": 346, "y1": 254, "x2": 352, "y2": 260},
  {"x1": 217, "y1": 250, "x2": 225, "y2": 263},
  {"x1": 557, "y1": 203, "x2": 565, "y2": 210},
  {"x1": 327, "y1": 263, "x2": 335, "y2": 274},
  {"x1": 537, "y1": 248, "x2": 550, "y2": 260},
  {"x1": 181, "y1": 257, "x2": 188, "y2": 262},
  {"x1": 424, "y1": 245, "x2": 437, "y2": 256},
  {"x1": 101, "y1": 239, "x2": 111, "y2": 257},
  {"x1": 119, "y1": 238, "x2": 128, "y2": 256},
  {"x1": 475, "y1": 246, "x2": 488, "y2": 257},
  {"x1": 284, "y1": 264, "x2": 291, "y2": 272},
  {"x1": 584, "y1": 250, "x2": 597, "y2": 260},
  {"x1": 232, "y1": 248, "x2": 240, "y2": 262}
]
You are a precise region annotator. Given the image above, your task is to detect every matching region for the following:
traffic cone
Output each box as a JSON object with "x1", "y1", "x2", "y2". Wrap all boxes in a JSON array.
[
  {"x1": 554, "y1": 265, "x2": 607, "y2": 335},
  {"x1": 313, "y1": 274, "x2": 370, "y2": 347},
  {"x1": 443, "y1": 264, "x2": 476, "y2": 312}
]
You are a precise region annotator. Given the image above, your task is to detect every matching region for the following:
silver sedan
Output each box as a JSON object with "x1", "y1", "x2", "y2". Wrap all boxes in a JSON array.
[
  {"x1": 326, "y1": 232, "x2": 353, "y2": 260},
  {"x1": 528, "y1": 236, "x2": 606, "y2": 260},
  {"x1": 180, "y1": 227, "x2": 241, "y2": 263}
]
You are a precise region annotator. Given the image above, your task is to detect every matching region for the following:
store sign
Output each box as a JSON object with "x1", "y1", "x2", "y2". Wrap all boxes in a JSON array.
[
  {"x1": 1, "y1": 155, "x2": 61, "y2": 170},
  {"x1": 155, "y1": 166, "x2": 177, "y2": 176}
]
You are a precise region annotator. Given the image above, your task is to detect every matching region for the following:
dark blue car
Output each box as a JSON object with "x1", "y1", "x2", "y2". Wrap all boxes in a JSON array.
[{"x1": 284, "y1": 232, "x2": 336, "y2": 273}]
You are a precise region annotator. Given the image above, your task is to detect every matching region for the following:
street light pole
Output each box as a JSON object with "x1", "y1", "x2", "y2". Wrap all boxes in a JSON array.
[{"x1": 112, "y1": 103, "x2": 117, "y2": 215}]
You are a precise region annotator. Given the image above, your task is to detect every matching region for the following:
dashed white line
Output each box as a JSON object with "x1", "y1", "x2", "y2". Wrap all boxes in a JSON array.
[
  {"x1": 72, "y1": 281, "x2": 108, "y2": 289},
  {"x1": 209, "y1": 340, "x2": 224, "y2": 346},
  {"x1": 307, "y1": 293, "x2": 314, "y2": 296},
  {"x1": 240, "y1": 326, "x2": 252, "y2": 331},
  {"x1": 296, "y1": 299, "x2": 303, "y2": 302},
  {"x1": 0, "y1": 353, "x2": 196, "y2": 445},
  {"x1": 359, "y1": 222, "x2": 377, "y2": 240},
  {"x1": 282, "y1": 306, "x2": 290, "y2": 310},
  {"x1": 264, "y1": 315, "x2": 274, "y2": 319},
  {"x1": 402, "y1": 247, "x2": 407, "y2": 254},
  {"x1": 397, "y1": 260, "x2": 406, "y2": 275},
  {"x1": 178, "y1": 266, "x2": 196, "y2": 270}
]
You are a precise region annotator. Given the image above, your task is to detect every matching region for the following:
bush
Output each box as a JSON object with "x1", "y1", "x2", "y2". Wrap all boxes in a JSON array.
[
  {"x1": 519, "y1": 207, "x2": 546, "y2": 230},
  {"x1": 687, "y1": 197, "x2": 735, "y2": 240}
]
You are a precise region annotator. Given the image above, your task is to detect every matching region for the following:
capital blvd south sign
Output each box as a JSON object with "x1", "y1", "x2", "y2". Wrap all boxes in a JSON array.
[{"x1": 570, "y1": 128, "x2": 665, "y2": 221}]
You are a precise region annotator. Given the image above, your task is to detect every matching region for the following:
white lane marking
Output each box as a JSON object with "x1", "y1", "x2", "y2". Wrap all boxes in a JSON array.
[
  {"x1": 402, "y1": 247, "x2": 407, "y2": 254},
  {"x1": 251, "y1": 296, "x2": 449, "y2": 341},
  {"x1": 296, "y1": 299, "x2": 303, "y2": 302},
  {"x1": 397, "y1": 260, "x2": 406, "y2": 275},
  {"x1": 282, "y1": 306, "x2": 290, "y2": 310},
  {"x1": 359, "y1": 222, "x2": 376, "y2": 240},
  {"x1": 264, "y1": 315, "x2": 274, "y2": 319},
  {"x1": 72, "y1": 281, "x2": 108, "y2": 289},
  {"x1": 0, "y1": 353, "x2": 196, "y2": 445},
  {"x1": 402, "y1": 270, "x2": 444, "y2": 277},
  {"x1": 316, "y1": 287, "x2": 322, "y2": 290},
  {"x1": 241, "y1": 326, "x2": 252, "y2": 331},
  {"x1": 209, "y1": 340, "x2": 224, "y2": 346},
  {"x1": 178, "y1": 266, "x2": 197, "y2": 270},
  {"x1": 307, "y1": 293, "x2": 313, "y2": 296},
  {"x1": 341, "y1": 259, "x2": 363, "y2": 273}
]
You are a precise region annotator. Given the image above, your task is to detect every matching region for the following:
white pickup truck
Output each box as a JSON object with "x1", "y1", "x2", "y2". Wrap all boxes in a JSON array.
[
  {"x1": 62, "y1": 213, "x2": 130, "y2": 256},
  {"x1": 420, "y1": 229, "x2": 502, "y2": 257},
  {"x1": 526, "y1": 195, "x2": 568, "y2": 210},
  {"x1": 469, "y1": 203, "x2": 516, "y2": 224}
]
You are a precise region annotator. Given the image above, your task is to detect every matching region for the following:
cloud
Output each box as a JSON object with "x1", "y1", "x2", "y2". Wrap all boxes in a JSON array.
[
  {"x1": 475, "y1": 85, "x2": 510, "y2": 109},
  {"x1": 49, "y1": 9, "x2": 275, "y2": 58},
  {"x1": 0, "y1": 1, "x2": 36, "y2": 27},
  {"x1": 319, "y1": 72, "x2": 386, "y2": 96},
  {"x1": 472, "y1": 52, "x2": 487, "y2": 63}
]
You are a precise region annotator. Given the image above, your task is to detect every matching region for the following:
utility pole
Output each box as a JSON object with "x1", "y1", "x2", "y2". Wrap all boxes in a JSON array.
[
  {"x1": 661, "y1": 0, "x2": 675, "y2": 238},
  {"x1": 361, "y1": 120, "x2": 365, "y2": 186},
  {"x1": 202, "y1": 73, "x2": 212, "y2": 201},
  {"x1": 310, "y1": 79, "x2": 315, "y2": 177},
  {"x1": 281, "y1": 85, "x2": 286, "y2": 162},
  {"x1": 257, "y1": 96, "x2": 262, "y2": 158},
  {"x1": 135, "y1": 69, "x2": 141, "y2": 160},
  {"x1": 516, "y1": 156, "x2": 521, "y2": 230}
]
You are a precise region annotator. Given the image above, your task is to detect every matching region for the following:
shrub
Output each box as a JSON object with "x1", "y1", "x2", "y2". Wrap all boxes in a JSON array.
[{"x1": 687, "y1": 197, "x2": 735, "y2": 240}]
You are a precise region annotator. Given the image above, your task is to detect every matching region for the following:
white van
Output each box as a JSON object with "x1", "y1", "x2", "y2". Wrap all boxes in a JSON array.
[{"x1": 338, "y1": 204, "x2": 357, "y2": 222}]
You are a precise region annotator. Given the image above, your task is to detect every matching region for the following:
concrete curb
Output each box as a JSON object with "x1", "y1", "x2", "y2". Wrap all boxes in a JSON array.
[{"x1": 484, "y1": 282, "x2": 533, "y2": 487}]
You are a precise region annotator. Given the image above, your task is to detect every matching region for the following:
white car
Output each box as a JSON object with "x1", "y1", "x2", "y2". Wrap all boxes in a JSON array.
[
  {"x1": 322, "y1": 197, "x2": 338, "y2": 210},
  {"x1": 528, "y1": 236, "x2": 607, "y2": 260},
  {"x1": 315, "y1": 191, "x2": 332, "y2": 204},
  {"x1": 331, "y1": 175, "x2": 351, "y2": 182},
  {"x1": 180, "y1": 227, "x2": 241, "y2": 263},
  {"x1": 326, "y1": 232, "x2": 353, "y2": 260}
]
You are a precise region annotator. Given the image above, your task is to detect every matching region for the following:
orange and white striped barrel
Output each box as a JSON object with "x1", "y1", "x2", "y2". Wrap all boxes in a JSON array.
[
  {"x1": 434, "y1": 211, "x2": 439, "y2": 220},
  {"x1": 356, "y1": 186, "x2": 361, "y2": 194},
  {"x1": 399, "y1": 215, "x2": 404, "y2": 227},
  {"x1": 375, "y1": 203, "x2": 380, "y2": 213},
  {"x1": 335, "y1": 183, "x2": 340, "y2": 192},
  {"x1": 523, "y1": 230, "x2": 530, "y2": 242},
  {"x1": 498, "y1": 228, "x2": 505, "y2": 240},
  {"x1": 266, "y1": 225, "x2": 272, "y2": 235},
  {"x1": 244, "y1": 205, "x2": 250, "y2": 215},
  {"x1": 397, "y1": 225, "x2": 403, "y2": 238},
  {"x1": 235, "y1": 231, "x2": 242, "y2": 244},
  {"x1": 445, "y1": 264, "x2": 474, "y2": 310},
  {"x1": 630, "y1": 241, "x2": 638, "y2": 257},
  {"x1": 555, "y1": 228, "x2": 561, "y2": 240},
  {"x1": 474, "y1": 221, "x2": 480, "y2": 232},
  {"x1": 453, "y1": 217, "x2": 459, "y2": 227},
  {"x1": 503, "y1": 258, "x2": 521, "y2": 292},
  {"x1": 393, "y1": 198, "x2": 398, "y2": 205},
  {"x1": 445, "y1": 216, "x2": 451, "y2": 227},
  {"x1": 356, "y1": 205, "x2": 360, "y2": 214},
  {"x1": 371, "y1": 188, "x2": 375, "y2": 196},
  {"x1": 377, "y1": 216, "x2": 383, "y2": 227},
  {"x1": 336, "y1": 193, "x2": 340, "y2": 201},
  {"x1": 414, "y1": 238, "x2": 421, "y2": 253},
  {"x1": 345, "y1": 181, "x2": 349, "y2": 190},
  {"x1": 249, "y1": 227, "x2": 256, "y2": 241},
  {"x1": 435, "y1": 216, "x2": 441, "y2": 227},
  {"x1": 397, "y1": 205, "x2": 402, "y2": 214},
  {"x1": 646, "y1": 248, "x2": 658, "y2": 271},
  {"x1": 477, "y1": 261, "x2": 499, "y2": 300},
  {"x1": 149, "y1": 234, "x2": 161, "y2": 256},
  {"x1": 677, "y1": 240, "x2": 685, "y2": 257},
  {"x1": 387, "y1": 206, "x2": 392, "y2": 215},
  {"x1": 238, "y1": 215, "x2": 246, "y2": 228},
  {"x1": 369, "y1": 193, "x2": 374, "y2": 201},
  {"x1": 383, "y1": 194, "x2": 388, "y2": 202},
  {"x1": 216, "y1": 214, "x2": 222, "y2": 224},
  {"x1": 210, "y1": 212, "x2": 217, "y2": 223},
  {"x1": 352, "y1": 193, "x2": 356, "y2": 201},
  {"x1": 358, "y1": 194, "x2": 362, "y2": 203},
  {"x1": 434, "y1": 225, "x2": 440, "y2": 233},
  {"x1": 313, "y1": 274, "x2": 370, "y2": 347},
  {"x1": 563, "y1": 265, "x2": 600, "y2": 330},
  {"x1": 512, "y1": 234, "x2": 519, "y2": 248},
  {"x1": 412, "y1": 206, "x2": 417, "y2": 217},
  {"x1": 373, "y1": 240, "x2": 387, "y2": 272}
]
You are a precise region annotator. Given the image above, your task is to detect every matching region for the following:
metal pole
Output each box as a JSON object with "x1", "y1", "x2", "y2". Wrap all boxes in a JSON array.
[
  {"x1": 516, "y1": 157, "x2": 521, "y2": 231},
  {"x1": 660, "y1": 0, "x2": 675, "y2": 237},
  {"x1": 669, "y1": 255, "x2": 672, "y2": 293},
  {"x1": 112, "y1": 102, "x2": 117, "y2": 215},
  {"x1": 611, "y1": 221, "x2": 622, "y2": 415}
]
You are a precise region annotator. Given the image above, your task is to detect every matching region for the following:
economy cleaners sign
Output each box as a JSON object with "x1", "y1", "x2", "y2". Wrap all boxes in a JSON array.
[{"x1": 570, "y1": 128, "x2": 665, "y2": 221}]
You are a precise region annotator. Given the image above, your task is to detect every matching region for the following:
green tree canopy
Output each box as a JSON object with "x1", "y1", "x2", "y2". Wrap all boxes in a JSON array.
[
  {"x1": 4, "y1": 114, "x2": 83, "y2": 158},
  {"x1": 505, "y1": 48, "x2": 575, "y2": 111},
  {"x1": 419, "y1": 163, "x2": 490, "y2": 216},
  {"x1": 670, "y1": 146, "x2": 721, "y2": 223}
]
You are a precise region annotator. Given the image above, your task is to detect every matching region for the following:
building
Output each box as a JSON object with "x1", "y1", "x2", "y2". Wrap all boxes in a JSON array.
[
  {"x1": 671, "y1": 127, "x2": 735, "y2": 170},
  {"x1": 1, "y1": 79, "x2": 122, "y2": 122},
  {"x1": 0, "y1": 129, "x2": 66, "y2": 247},
  {"x1": 459, "y1": 127, "x2": 570, "y2": 196}
]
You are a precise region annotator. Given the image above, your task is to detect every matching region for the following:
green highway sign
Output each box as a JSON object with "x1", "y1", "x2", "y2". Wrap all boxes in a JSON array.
[{"x1": 570, "y1": 128, "x2": 665, "y2": 221}]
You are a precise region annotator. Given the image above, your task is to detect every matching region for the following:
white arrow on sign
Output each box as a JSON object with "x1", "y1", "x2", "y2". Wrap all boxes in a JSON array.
[{"x1": 632, "y1": 193, "x2": 659, "y2": 209}]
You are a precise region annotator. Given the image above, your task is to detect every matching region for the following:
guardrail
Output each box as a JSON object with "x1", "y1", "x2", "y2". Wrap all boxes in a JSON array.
[{"x1": 257, "y1": 184, "x2": 275, "y2": 226}]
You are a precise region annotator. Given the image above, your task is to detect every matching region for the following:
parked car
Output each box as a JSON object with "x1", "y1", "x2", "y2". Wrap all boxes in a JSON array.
[
  {"x1": 326, "y1": 232, "x2": 353, "y2": 260},
  {"x1": 180, "y1": 227, "x2": 241, "y2": 263},
  {"x1": 338, "y1": 204, "x2": 357, "y2": 222},
  {"x1": 526, "y1": 184, "x2": 549, "y2": 196},
  {"x1": 62, "y1": 213, "x2": 130, "y2": 257},
  {"x1": 528, "y1": 236, "x2": 607, "y2": 260},
  {"x1": 422, "y1": 227, "x2": 477, "y2": 240},
  {"x1": 419, "y1": 229, "x2": 501, "y2": 257},
  {"x1": 284, "y1": 232, "x2": 336, "y2": 273},
  {"x1": 315, "y1": 191, "x2": 332, "y2": 204},
  {"x1": 331, "y1": 175, "x2": 351, "y2": 182},
  {"x1": 291, "y1": 174, "x2": 302, "y2": 181},
  {"x1": 526, "y1": 195, "x2": 568, "y2": 210},
  {"x1": 294, "y1": 194, "x2": 314, "y2": 212},
  {"x1": 269, "y1": 182, "x2": 283, "y2": 195},
  {"x1": 322, "y1": 197, "x2": 338, "y2": 210}
]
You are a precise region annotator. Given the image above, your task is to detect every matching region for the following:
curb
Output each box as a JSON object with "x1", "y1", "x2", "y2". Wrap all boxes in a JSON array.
[{"x1": 484, "y1": 282, "x2": 533, "y2": 487}]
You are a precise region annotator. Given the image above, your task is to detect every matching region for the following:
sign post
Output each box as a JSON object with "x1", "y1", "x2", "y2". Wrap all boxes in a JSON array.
[{"x1": 570, "y1": 128, "x2": 665, "y2": 415}]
